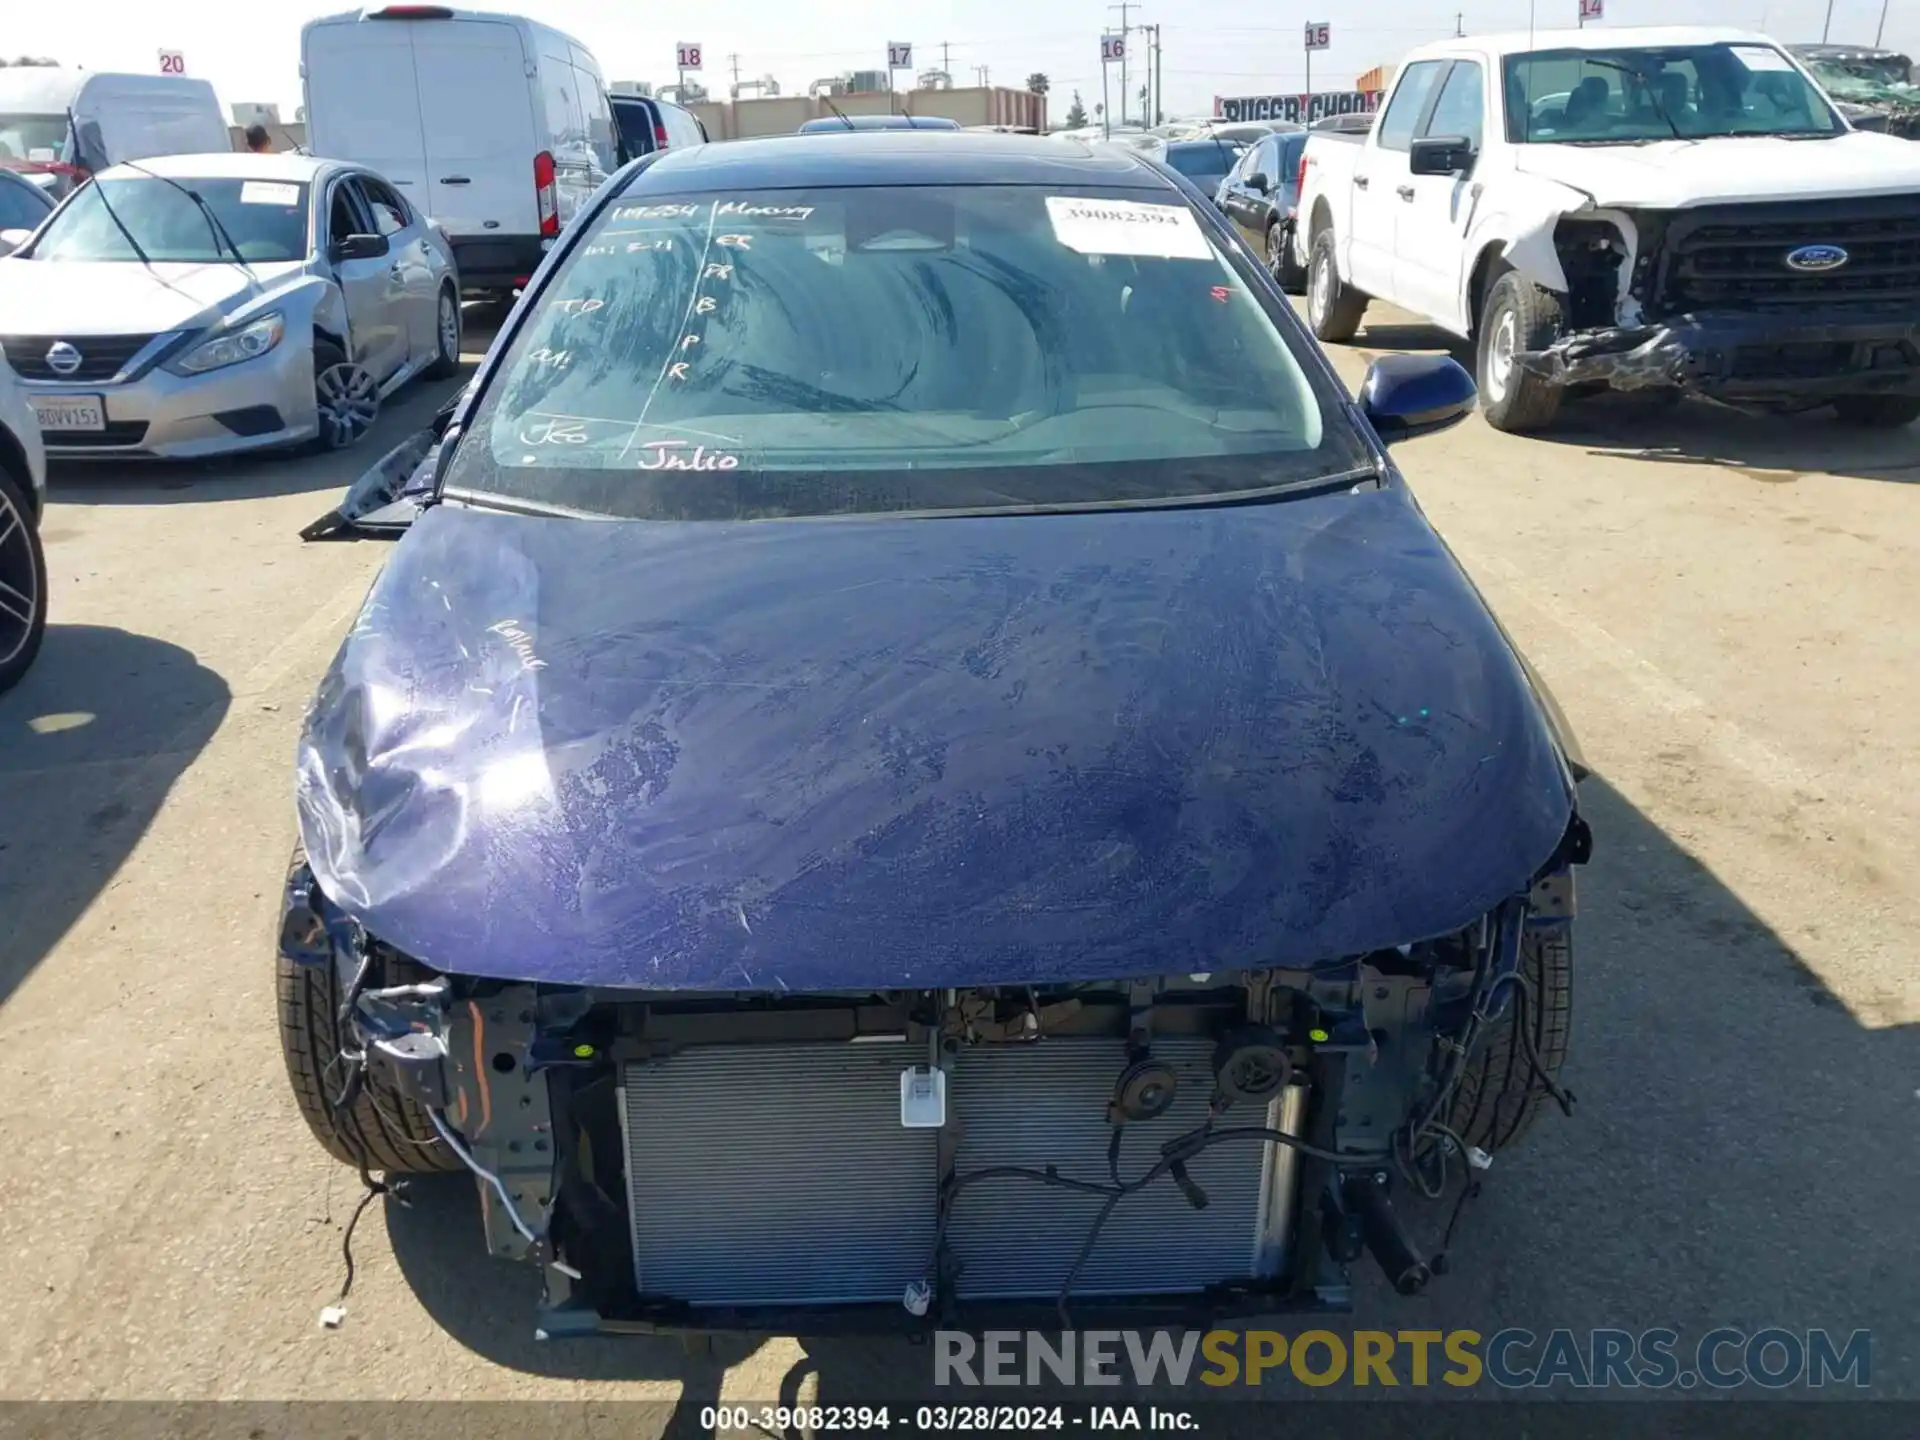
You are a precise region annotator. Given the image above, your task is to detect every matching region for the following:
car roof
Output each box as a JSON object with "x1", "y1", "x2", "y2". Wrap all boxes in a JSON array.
[
  {"x1": 95, "y1": 152, "x2": 335, "y2": 185},
  {"x1": 1163, "y1": 138, "x2": 1244, "y2": 154},
  {"x1": 639, "y1": 131, "x2": 1174, "y2": 190},
  {"x1": 797, "y1": 114, "x2": 963, "y2": 132}
]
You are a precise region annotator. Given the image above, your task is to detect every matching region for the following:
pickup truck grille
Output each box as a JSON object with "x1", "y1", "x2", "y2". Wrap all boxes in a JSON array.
[{"x1": 1656, "y1": 197, "x2": 1920, "y2": 313}]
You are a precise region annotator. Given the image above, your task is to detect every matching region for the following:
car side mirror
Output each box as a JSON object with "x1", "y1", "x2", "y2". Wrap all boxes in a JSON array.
[
  {"x1": 331, "y1": 232, "x2": 389, "y2": 263},
  {"x1": 1246, "y1": 171, "x2": 1271, "y2": 193},
  {"x1": 1409, "y1": 135, "x2": 1475, "y2": 176},
  {"x1": 1360, "y1": 354, "x2": 1477, "y2": 444},
  {"x1": 0, "y1": 228, "x2": 31, "y2": 258}
]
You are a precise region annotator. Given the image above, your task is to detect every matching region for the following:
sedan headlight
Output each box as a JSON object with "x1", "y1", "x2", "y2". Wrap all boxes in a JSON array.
[{"x1": 171, "y1": 312, "x2": 285, "y2": 375}]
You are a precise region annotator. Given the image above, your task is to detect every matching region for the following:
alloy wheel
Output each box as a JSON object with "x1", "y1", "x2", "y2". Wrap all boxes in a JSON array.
[
  {"x1": 437, "y1": 292, "x2": 460, "y2": 364},
  {"x1": 0, "y1": 486, "x2": 38, "y2": 669},
  {"x1": 315, "y1": 361, "x2": 380, "y2": 449}
]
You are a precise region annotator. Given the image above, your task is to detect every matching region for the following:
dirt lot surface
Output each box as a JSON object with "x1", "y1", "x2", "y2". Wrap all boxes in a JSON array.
[{"x1": 1, "y1": 301, "x2": 1914, "y2": 1427}]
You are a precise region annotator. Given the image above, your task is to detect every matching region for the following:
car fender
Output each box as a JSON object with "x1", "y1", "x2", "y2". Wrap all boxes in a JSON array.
[{"x1": 1458, "y1": 176, "x2": 1594, "y2": 319}]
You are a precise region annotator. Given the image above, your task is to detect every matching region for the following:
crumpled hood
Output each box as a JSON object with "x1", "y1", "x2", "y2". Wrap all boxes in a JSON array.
[
  {"x1": 1513, "y1": 131, "x2": 1920, "y2": 207},
  {"x1": 0, "y1": 259, "x2": 298, "y2": 336},
  {"x1": 297, "y1": 491, "x2": 1577, "y2": 991}
]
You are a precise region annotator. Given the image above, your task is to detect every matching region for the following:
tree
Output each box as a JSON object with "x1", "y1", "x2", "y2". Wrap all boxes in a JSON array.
[
  {"x1": 1064, "y1": 90, "x2": 1087, "y2": 127},
  {"x1": 1026, "y1": 72, "x2": 1049, "y2": 96}
]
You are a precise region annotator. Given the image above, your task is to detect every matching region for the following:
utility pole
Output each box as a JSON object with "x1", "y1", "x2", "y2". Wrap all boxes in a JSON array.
[
  {"x1": 728, "y1": 53, "x2": 741, "y2": 92},
  {"x1": 1455, "y1": 12, "x2": 1464, "y2": 36},
  {"x1": 1109, "y1": 0, "x2": 1135, "y2": 127},
  {"x1": 1150, "y1": 24, "x2": 1163, "y2": 125},
  {"x1": 940, "y1": 41, "x2": 951, "y2": 77},
  {"x1": 1821, "y1": 0, "x2": 1835, "y2": 42},
  {"x1": 976, "y1": 65, "x2": 989, "y2": 87}
]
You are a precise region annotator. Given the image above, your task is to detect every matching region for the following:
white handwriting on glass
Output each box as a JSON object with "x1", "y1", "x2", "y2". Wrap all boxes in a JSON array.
[
  {"x1": 714, "y1": 200, "x2": 815, "y2": 221},
  {"x1": 550, "y1": 297, "x2": 605, "y2": 316},
  {"x1": 637, "y1": 440, "x2": 739, "y2": 472},
  {"x1": 612, "y1": 203, "x2": 698, "y2": 221},
  {"x1": 716, "y1": 234, "x2": 753, "y2": 249},
  {"x1": 703, "y1": 263, "x2": 733, "y2": 280},
  {"x1": 528, "y1": 347, "x2": 571, "y2": 369},
  {"x1": 487, "y1": 619, "x2": 548, "y2": 672},
  {"x1": 518, "y1": 416, "x2": 591, "y2": 445}
]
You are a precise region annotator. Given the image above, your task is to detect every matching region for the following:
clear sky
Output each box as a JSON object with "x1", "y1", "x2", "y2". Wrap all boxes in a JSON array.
[{"x1": 7, "y1": 0, "x2": 1911, "y2": 123}]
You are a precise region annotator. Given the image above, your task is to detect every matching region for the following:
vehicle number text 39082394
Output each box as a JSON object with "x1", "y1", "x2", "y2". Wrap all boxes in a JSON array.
[{"x1": 700, "y1": 1406, "x2": 1078, "y2": 1432}]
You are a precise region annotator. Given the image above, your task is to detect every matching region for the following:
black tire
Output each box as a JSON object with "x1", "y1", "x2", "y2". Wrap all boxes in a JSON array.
[
  {"x1": 1305, "y1": 228, "x2": 1369, "y2": 343},
  {"x1": 307, "y1": 339, "x2": 380, "y2": 454},
  {"x1": 0, "y1": 460, "x2": 47, "y2": 696},
  {"x1": 424, "y1": 285, "x2": 462, "y2": 380},
  {"x1": 1832, "y1": 394, "x2": 1920, "y2": 429},
  {"x1": 1268, "y1": 220, "x2": 1307, "y2": 295},
  {"x1": 1476, "y1": 271, "x2": 1567, "y2": 434},
  {"x1": 277, "y1": 844, "x2": 460, "y2": 1174},
  {"x1": 1447, "y1": 927, "x2": 1573, "y2": 1153}
]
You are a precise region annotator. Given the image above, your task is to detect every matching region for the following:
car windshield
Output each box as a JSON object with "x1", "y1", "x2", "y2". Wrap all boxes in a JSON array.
[
  {"x1": 1803, "y1": 56, "x2": 1920, "y2": 104},
  {"x1": 445, "y1": 183, "x2": 1370, "y2": 521},
  {"x1": 1505, "y1": 43, "x2": 1844, "y2": 142},
  {"x1": 0, "y1": 113, "x2": 65, "y2": 161},
  {"x1": 31, "y1": 176, "x2": 310, "y2": 263},
  {"x1": 1163, "y1": 141, "x2": 1245, "y2": 186}
]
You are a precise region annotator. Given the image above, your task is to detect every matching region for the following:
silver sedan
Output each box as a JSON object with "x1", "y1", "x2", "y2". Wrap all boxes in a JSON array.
[{"x1": 0, "y1": 153, "x2": 462, "y2": 460}]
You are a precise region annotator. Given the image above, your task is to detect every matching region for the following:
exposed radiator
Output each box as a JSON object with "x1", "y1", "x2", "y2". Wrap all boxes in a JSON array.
[{"x1": 620, "y1": 1037, "x2": 1306, "y2": 1309}]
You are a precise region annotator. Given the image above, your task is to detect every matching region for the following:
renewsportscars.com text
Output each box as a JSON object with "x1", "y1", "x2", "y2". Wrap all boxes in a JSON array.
[{"x1": 934, "y1": 1328, "x2": 1872, "y2": 1390}]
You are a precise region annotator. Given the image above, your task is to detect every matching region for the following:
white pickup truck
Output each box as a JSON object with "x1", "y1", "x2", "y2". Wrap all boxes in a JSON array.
[{"x1": 1293, "y1": 25, "x2": 1920, "y2": 432}]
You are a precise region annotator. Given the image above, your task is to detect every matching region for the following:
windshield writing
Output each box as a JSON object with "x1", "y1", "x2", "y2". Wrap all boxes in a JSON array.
[
  {"x1": 448, "y1": 184, "x2": 1364, "y2": 521},
  {"x1": 33, "y1": 177, "x2": 310, "y2": 263},
  {"x1": 1505, "y1": 44, "x2": 1843, "y2": 142}
]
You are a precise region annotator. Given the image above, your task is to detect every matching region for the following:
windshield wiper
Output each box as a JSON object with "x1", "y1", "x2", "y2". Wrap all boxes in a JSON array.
[
  {"x1": 821, "y1": 95, "x2": 857, "y2": 131},
  {"x1": 119, "y1": 157, "x2": 257, "y2": 278},
  {"x1": 1581, "y1": 59, "x2": 1685, "y2": 139}
]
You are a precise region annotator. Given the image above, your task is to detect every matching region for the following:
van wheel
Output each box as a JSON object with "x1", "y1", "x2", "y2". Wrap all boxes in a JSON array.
[
  {"x1": 425, "y1": 287, "x2": 462, "y2": 380},
  {"x1": 309, "y1": 341, "x2": 380, "y2": 452},
  {"x1": 1267, "y1": 221, "x2": 1306, "y2": 295},
  {"x1": 0, "y1": 461, "x2": 47, "y2": 696},
  {"x1": 1477, "y1": 272, "x2": 1566, "y2": 434},
  {"x1": 1306, "y1": 230, "x2": 1368, "y2": 343}
]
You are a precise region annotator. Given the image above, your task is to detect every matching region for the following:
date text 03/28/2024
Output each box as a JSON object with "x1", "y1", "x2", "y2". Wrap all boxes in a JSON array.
[{"x1": 701, "y1": 1408, "x2": 1194, "y2": 1433}]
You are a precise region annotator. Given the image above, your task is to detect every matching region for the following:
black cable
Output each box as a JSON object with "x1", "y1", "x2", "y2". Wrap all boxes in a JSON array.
[{"x1": 1513, "y1": 973, "x2": 1576, "y2": 1117}]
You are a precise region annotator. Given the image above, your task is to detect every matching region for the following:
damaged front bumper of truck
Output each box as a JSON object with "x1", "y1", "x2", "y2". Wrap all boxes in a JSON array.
[{"x1": 1517, "y1": 307, "x2": 1920, "y2": 404}]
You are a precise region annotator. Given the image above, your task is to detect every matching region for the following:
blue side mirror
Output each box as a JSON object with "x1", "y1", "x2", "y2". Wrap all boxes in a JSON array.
[{"x1": 1359, "y1": 354, "x2": 1477, "y2": 444}]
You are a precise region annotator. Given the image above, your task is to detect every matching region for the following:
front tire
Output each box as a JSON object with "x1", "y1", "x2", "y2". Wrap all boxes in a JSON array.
[
  {"x1": 309, "y1": 340, "x2": 380, "y2": 452},
  {"x1": 1832, "y1": 394, "x2": 1920, "y2": 429},
  {"x1": 1268, "y1": 221, "x2": 1306, "y2": 295},
  {"x1": 0, "y1": 461, "x2": 47, "y2": 696},
  {"x1": 1476, "y1": 271, "x2": 1567, "y2": 434},
  {"x1": 1306, "y1": 229, "x2": 1369, "y2": 342},
  {"x1": 277, "y1": 844, "x2": 460, "y2": 1174},
  {"x1": 424, "y1": 286, "x2": 462, "y2": 380},
  {"x1": 1447, "y1": 927, "x2": 1573, "y2": 1152}
]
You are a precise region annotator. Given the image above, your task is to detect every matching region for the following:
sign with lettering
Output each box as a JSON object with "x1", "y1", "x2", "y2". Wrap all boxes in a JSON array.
[{"x1": 1213, "y1": 89, "x2": 1383, "y2": 125}]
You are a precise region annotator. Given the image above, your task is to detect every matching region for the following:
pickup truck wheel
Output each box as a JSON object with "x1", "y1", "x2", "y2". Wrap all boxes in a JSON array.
[
  {"x1": 1831, "y1": 394, "x2": 1920, "y2": 429},
  {"x1": 277, "y1": 843, "x2": 461, "y2": 1175},
  {"x1": 0, "y1": 461, "x2": 47, "y2": 696},
  {"x1": 1447, "y1": 928, "x2": 1573, "y2": 1153},
  {"x1": 1306, "y1": 230, "x2": 1368, "y2": 342},
  {"x1": 1268, "y1": 221, "x2": 1307, "y2": 295},
  {"x1": 1477, "y1": 273, "x2": 1566, "y2": 434}
]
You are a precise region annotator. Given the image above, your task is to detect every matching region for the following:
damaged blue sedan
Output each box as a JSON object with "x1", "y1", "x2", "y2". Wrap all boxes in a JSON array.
[{"x1": 280, "y1": 133, "x2": 1591, "y2": 1336}]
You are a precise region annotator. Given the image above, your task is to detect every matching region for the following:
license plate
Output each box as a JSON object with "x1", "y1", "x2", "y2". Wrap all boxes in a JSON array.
[{"x1": 30, "y1": 395, "x2": 105, "y2": 432}]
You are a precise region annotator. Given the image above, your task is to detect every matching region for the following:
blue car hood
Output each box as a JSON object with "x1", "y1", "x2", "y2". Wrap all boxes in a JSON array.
[{"x1": 297, "y1": 490, "x2": 1576, "y2": 991}]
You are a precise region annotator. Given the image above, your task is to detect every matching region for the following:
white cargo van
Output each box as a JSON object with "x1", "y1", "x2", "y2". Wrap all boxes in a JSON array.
[
  {"x1": 302, "y1": 4, "x2": 617, "y2": 300},
  {"x1": 0, "y1": 69, "x2": 228, "y2": 200}
]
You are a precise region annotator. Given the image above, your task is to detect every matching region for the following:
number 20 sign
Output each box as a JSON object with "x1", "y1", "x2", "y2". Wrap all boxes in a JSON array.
[{"x1": 158, "y1": 50, "x2": 186, "y2": 75}]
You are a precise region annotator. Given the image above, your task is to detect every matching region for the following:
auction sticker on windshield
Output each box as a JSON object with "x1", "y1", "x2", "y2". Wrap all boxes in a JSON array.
[
  {"x1": 1044, "y1": 196, "x2": 1212, "y2": 260},
  {"x1": 240, "y1": 181, "x2": 301, "y2": 206}
]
